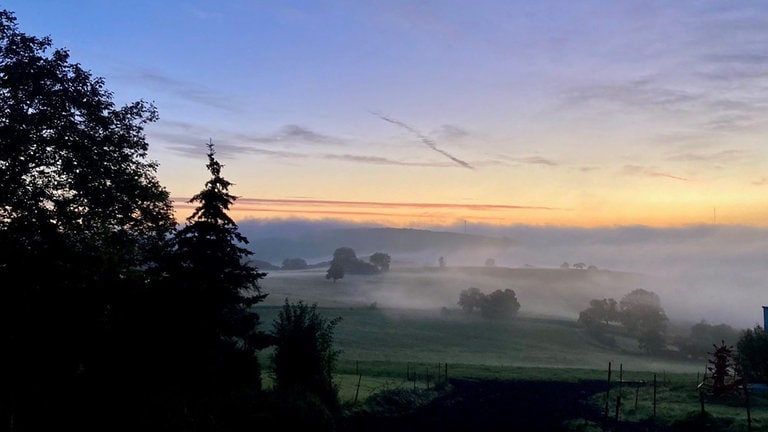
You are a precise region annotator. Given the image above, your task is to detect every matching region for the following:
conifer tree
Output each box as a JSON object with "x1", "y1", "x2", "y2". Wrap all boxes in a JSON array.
[{"x1": 158, "y1": 140, "x2": 269, "y2": 429}]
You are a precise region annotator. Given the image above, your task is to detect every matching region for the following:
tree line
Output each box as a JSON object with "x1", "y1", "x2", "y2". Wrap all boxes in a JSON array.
[
  {"x1": 0, "y1": 10, "x2": 341, "y2": 431},
  {"x1": 578, "y1": 289, "x2": 768, "y2": 385}
]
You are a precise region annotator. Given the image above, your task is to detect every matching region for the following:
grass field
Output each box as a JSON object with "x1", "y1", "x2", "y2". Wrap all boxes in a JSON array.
[{"x1": 254, "y1": 266, "x2": 767, "y2": 430}]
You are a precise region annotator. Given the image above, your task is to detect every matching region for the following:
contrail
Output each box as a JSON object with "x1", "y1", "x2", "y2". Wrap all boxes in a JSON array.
[{"x1": 370, "y1": 110, "x2": 474, "y2": 170}]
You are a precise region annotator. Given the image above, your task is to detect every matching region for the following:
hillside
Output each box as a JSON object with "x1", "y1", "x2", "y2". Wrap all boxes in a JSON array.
[{"x1": 240, "y1": 225, "x2": 515, "y2": 266}]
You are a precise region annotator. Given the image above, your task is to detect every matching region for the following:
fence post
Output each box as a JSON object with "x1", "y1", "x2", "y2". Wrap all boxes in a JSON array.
[
  {"x1": 618, "y1": 364, "x2": 623, "y2": 419},
  {"x1": 634, "y1": 385, "x2": 639, "y2": 410},
  {"x1": 744, "y1": 378, "x2": 752, "y2": 432},
  {"x1": 653, "y1": 374, "x2": 657, "y2": 419},
  {"x1": 604, "y1": 362, "x2": 612, "y2": 418},
  {"x1": 354, "y1": 374, "x2": 362, "y2": 404}
]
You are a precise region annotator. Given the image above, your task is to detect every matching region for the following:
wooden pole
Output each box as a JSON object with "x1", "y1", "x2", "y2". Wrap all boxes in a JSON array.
[
  {"x1": 634, "y1": 385, "x2": 639, "y2": 410},
  {"x1": 444, "y1": 363, "x2": 448, "y2": 383},
  {"x1": 354, "y1": 374, "x2": 362, "y2": 404},
  {"x1": 745, "y1": 379, "x2": 752, "y2": 432},
  {"x1": 605, "y1": 362, "x2": 612, "y2": 418},
  {"x1": 653, "y1": 374, "x2": 657, "y2": 419}
]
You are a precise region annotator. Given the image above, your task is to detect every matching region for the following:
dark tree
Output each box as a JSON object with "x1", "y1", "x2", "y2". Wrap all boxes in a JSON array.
[
  {"x1": 438, "y1": 256, "x2": 446, "y2": 267},
  {"x1": 677, "y1": 320, "x2": 741, "y2": 359},
  {"x1": 480, "y1": 289, "x2": 521, "y2": 320},
  {"x1": 333, "y1": 246, "x2": 358, "y2": 265},
  {"x1": 578, "y1": 298, "x2": 619, "y2": 327},
  {"x1": 737, "y1": 325, "x2": 768, "y2": 384},
  {"x1": 707, "y1": 341, "x2": 739, "y2": 397},
  {"x1": 618, "y1": 289, "x2": 668, "y2": 352},
  {"x1": 369, "y1": 252, "x2": 391, "y2": 272},
  {"x1": 282, "y1": 257, "x2": 309, "y2": 270},
  {"x1": 0, "y1": 9, "x2": 176, "y2": 430},
  {"x1": 271, "y1": 299, "x2": 342, "y2": 407},
  {"x1": 458, "y1": 287, "x2": 485, "y2": 313},
  {"x1": 326, "y1": 261, "x2": 345, "y2": 282},
  {"x1": 154, "y1": 141, "x2": 269, "y2": 429},
  {"x1": 328, "y1": 246, "x2": 378, "y2": 275}
]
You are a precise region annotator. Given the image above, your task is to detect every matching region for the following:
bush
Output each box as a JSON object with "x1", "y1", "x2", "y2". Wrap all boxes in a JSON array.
[{"x1": 736, "y1": 325, "x2": 768, "y2": 383}]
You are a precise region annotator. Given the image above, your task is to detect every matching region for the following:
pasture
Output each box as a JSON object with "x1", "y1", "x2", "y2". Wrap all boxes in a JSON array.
[{"x1": 254, "y1": 266, "x2": 767, "y2": 430}]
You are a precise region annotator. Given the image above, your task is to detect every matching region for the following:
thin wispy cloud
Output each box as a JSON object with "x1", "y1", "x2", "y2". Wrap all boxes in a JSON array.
[
  {"x1": 152, "y1": 122, "x2": 461, "y2": 167},
  {"x1": 239, "y1": 124, "x2": 339, "y2": 145},
  {"x1": 173, "y1": 197, "x2": 564, "y2": 212},
  {"x1": 134, "y1": 69, "x2": 241, "y2": 111},
  {"x1": 321, "y1": 154, "x2": 449, "y2": 167},
  {"x1": 623, "y1": 165, "x2": 693, "y2": 182},
  {"x1": 752, "y1": 177, "x2": 768, "y2": 186},
  {"x1": 433, "y1": 124, "x2": 470, "y2": 140},
  {"x1": 666, "y1": 149, "x2": 744, "y2": 164},
  {"x1": 561, "y1": 77, "x2": 701, "y2": 113},
  {"x1": 512, "y1": 156, "x2": 558, "y2": 166},
  {"x1": 648, "y1": 172, "x2": 692, "y2": 182},
  {"x1": 370, "y1": 110, "x2": 475, "y2": 170}
]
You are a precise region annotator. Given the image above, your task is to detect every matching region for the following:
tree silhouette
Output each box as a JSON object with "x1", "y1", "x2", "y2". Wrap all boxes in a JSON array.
[
  {"x1": 271, "y1": 299, "x2": 342, "y2": 405},
  {"x1": 153, "y1": 141, "x2": 269, "y2": 429},
  {"x1": 618, "y1": 289, "x2": 668, "y2": 352},
  {"x1": 480, "y1": 289, "x2": 521, "y2": 320},
  {"x1": 459, "y1": 287, "x2": 485, "y2": 313},
  {"x1": 0, "y1": 9, "x2": 176, "y2": 430},
  {"x1": 326, "y1": 261, "x2": 345, "y2": 282},
  {"x1": 370, "y1": 252, "x2": 391, "y2": 272},
  {"x1": 737, "y1": 325, "x2": 768, "y2": 384}
]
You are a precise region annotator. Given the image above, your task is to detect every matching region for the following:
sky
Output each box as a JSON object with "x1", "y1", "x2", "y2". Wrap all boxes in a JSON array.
[{"x1": 5, "y1": 0, "x2": 768, "y2": 228}]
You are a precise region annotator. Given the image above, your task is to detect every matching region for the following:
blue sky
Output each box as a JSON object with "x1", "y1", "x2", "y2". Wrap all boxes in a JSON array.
[{"x1": 6, "y1": 0, "x2": 768, "y2": 227}]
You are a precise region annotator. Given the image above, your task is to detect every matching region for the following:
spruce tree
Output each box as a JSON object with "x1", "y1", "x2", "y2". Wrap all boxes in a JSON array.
[{"x1": 160, "y1": 140, "x2": 269, "y2": 429}]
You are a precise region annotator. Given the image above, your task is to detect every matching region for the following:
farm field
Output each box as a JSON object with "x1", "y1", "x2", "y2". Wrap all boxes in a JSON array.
[{"x1": 254, "y1": 267, "x2": 768, "y2": 430}]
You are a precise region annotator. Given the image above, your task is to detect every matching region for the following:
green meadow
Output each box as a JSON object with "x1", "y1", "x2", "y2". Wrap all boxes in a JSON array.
[{"x1": 254, "y1": 266, "x2": 767, "y2": 430}]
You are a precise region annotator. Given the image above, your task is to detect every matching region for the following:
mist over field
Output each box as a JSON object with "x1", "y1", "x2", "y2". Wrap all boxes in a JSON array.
[{"x1": 242, "y1": 219, "x2": 768, "y2": 330}]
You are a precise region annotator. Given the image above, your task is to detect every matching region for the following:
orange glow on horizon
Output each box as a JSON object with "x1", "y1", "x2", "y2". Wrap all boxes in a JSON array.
[{"x1": 170, "y1": 196, "x2": 768, "y2": 228}]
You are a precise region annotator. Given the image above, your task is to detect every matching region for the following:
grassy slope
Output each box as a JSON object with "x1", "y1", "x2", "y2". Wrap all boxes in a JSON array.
[
  {"x1": 255, "y1": 267, "x2": 768, "y2": 429},
  {"x1": 256, "y1": 266, "x2": 701, "y2": 384}
]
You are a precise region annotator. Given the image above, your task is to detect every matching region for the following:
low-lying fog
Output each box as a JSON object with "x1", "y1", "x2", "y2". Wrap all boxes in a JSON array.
[{"x1": 245, "y1": 220, "x2": 768, "y2": 331}]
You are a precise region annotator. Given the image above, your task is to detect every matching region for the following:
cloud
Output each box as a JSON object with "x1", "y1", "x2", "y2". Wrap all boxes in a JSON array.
[
  {"x1": 173, "y1": 197, "x2": 565, "y2": 225},
  {"x1": 238, "y1": 124, "x2": 339, "y2": 145},
  {"x1": 321, "y1": 154, "x2": 450, "y2": 167},
  {"x1": 218, "y1": 197, "x2": 564, "y2": 212},
  {"x1": 503, "y1": 155, "x2": 558, "y2": 166},
  {"x1": 666, "y1": 149, "x2": 745, "y2": 164},
  {"x1": 752, "y1": 177, "x2": 768, "y2": 186},
  {"x1": 622, "y1": 165, "x2": 692, "y2": 182},
  {"x1": 560, "y1": 77, "x2": 701, "y2": 113},
  {"x1": 134, "y1": 69, "x2": 242, "y2": 111},
  {"x1": 370, "y1": 111, "x2": 475, "y2": 170},
  {"x1": 433, "y1": 124, "x2": 470, "y2": 140}
]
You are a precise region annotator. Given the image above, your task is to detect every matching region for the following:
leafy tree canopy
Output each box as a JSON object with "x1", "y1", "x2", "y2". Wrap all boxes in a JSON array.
[
  {"x1": 0, "y1": 9, "x2": 175, "y2": 430},
  {"x1": 369, "y1": 252, "x2": 391, "y2": 272},
  {"x1": 737, "y1": 325, "x2": 768, "y2": 384}
]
